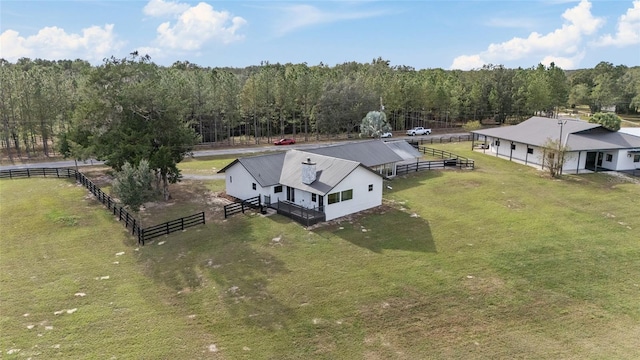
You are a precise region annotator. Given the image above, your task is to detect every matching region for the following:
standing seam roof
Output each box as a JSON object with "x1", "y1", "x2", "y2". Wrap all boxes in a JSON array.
[{"x1": 305, "y1": 139, "x2": 403, "y2": 166}]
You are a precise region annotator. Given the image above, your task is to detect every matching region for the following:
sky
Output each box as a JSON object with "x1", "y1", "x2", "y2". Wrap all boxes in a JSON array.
[{"x1": 1, "y1": 0, "x2": 639, "y2": 70}]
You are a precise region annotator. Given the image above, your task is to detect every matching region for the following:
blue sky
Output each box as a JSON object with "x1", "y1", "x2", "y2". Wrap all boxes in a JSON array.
[{"x1": 1, "y1": 0, "x2": 639, "y2": 70}]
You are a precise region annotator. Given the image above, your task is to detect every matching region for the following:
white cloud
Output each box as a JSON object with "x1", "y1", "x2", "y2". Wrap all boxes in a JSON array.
[
  {"x1": 594, "y1": 0, "x2": 640, "y2": 47},
  {"x1": 539, "y1": 51, "x2": 585, "y2": 69},
  {"x1": 152, "y1": 2, "x2": 246, "y2": 50},
  {"x1": 450, "y1": 55, "x2": 485, "y2": 71},
  {"x1": 143, "y1": 0, "x2": 190, "y2": 18},
  {"x1": 274, "y1": 4, "x2": 387, "y2": 36},
  {"x1": 0, "y1": 24, "x2": 123, "y2": 63},
  {"x1": 450, "y1": 0, "x2": 605, "y2": 70}
]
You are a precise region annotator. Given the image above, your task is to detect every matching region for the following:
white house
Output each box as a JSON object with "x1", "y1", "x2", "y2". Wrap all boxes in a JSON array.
[
  {"x1": 219, "y1": 149, "x2": 384, "y2": 224},
  {"x1": 471, "y1": 117, "x2": 640, "y2": 174},
  {"x1": 218, "y1": 152, "x2": 286, "y2": 205}
]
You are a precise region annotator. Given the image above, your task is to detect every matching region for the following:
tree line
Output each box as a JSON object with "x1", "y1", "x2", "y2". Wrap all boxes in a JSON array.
[{"x1": 1, "y1": 55, "x2": 639, "y2": 162}]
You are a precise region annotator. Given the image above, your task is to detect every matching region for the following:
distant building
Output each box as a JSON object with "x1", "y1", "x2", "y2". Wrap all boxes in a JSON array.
[{"x1": 471, "y1": 116, "x2": 640, "y2": 173}]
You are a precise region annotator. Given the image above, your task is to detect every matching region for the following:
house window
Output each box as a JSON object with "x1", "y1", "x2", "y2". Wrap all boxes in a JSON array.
[
  {"x1": 341, "y1": 189, "x2": 353, "y2": 201},
  {"x1": 634, "y1": 154, "x2": 640, "y2": 163},
  {"x1": 230, "y1": 176, "x2": 232, "y2": 183},
  {"x1": 527, "y1": 148, "x2": 534, "y2": 154},
  {"x1": 312, "y1": 194, "x2": 316, "y2": 202},
  {"x1": 511, "y1": 143, "x2": 516, "y2": 150},
  {"x1": 252, "y1": 183, "x2": 256, "y2": 190},
  {"x1": 328, "y1": 192, "x2": 340, "y2": 204},
  {"x1": 606, "y1": 154, "x2": 613, "y2": 162},
  {"x1": 495, "y1": 140, "x2": 500, "y2": 146},
  {"x1": 274, "y1": 185, "x2": 283, "y2": 193},
  {"x1": 368, "y1": 184, "x2": 373, "y2": 192}
]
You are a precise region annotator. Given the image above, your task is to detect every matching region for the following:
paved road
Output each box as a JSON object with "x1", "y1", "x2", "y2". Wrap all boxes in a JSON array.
[{"x1": 0, "y1": 133, "x2": 469, "y2": 171}]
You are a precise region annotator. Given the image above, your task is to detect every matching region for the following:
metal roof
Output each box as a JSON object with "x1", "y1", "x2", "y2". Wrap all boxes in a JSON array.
[
  {"x1": 279, "y1": 150, "x2": 362, "y2": 195},
  {"x1": 305, "y1": 139, "x2": 403, "y2": 166},
  {"x1": 217, "y1": 152, "x2": 286, "y2": 187},
  {"x1": 472, "y1": 116, "x2": 640, "y2": 151},
  {"x1": 383, "y1": 140, "x2": 423, "y2": 161},
  {"x1": 472, "y1": 117, "x2": 599, "y2": 147},
  {"x1": 619, "y1": 127, "x2": 640, "y2": 137},
  {"x1": 568, "y1": 129, "x2": 640, "y2": 151}
]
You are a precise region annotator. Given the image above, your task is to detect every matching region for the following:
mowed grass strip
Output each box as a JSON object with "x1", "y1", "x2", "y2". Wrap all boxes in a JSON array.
[{"x1": 2, "y1": 142, "x2": 640, "y2": 359}]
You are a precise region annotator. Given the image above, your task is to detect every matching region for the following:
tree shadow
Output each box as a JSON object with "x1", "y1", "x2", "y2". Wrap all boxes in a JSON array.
[
  {"x1": 313, "y1": 206, "x2": 437, "y2": 254},
  {"x1": 136, "y1": 216, "x2": 295, "y2": 330}
]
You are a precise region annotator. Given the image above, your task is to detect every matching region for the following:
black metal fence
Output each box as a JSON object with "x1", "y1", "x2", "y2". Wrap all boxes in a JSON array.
[
  {"x1": 224, "y1": 195, "x2": 262, "y2": 218},
  {"x1": 0, "y1": 167, "x2": 205, "y2": 245}
]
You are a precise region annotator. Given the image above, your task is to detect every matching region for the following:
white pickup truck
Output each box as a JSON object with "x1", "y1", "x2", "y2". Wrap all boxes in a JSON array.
[{"x1": 406, "y1": 127, "x2": 431, "y2": 136}]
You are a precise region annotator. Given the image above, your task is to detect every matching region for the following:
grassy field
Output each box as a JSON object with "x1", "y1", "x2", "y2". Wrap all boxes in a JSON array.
[{"x1": 1, "y1": 142, "x2": 639, "y2": 359}]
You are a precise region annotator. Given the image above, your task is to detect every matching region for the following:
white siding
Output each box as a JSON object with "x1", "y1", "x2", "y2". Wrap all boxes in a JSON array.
[
  {"x1": 224, "y1": 164, "x2": 270, "y2": 201},
  {"x1": 323, "y1": 167, "x2": 383, "y2": 221},
  {"x1": 616, "y1": 150, "x2": 640, "y2": 170},
  {"x1": 564, "y1": 151, "x2": 585, "y2": 173}
]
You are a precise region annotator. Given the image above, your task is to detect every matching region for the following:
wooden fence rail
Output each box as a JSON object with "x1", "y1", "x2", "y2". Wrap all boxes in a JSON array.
[
  {"x1": 139, "y1": 212, "x2": 205, "y2": 245},
  {"x1": 407, "y1": 134, "x2": 474, "y2": 145},
  {"x1": 397, "y1": 141, "x2": 475, "y2": 176},
  {"x1": 0, "y1": 167, "x2": 205, "y2": 245}
]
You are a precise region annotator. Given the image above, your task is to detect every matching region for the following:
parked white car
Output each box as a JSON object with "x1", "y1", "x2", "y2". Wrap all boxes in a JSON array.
[{"x1": 380, "y1": 132, "x2": 393, "y2": 138}]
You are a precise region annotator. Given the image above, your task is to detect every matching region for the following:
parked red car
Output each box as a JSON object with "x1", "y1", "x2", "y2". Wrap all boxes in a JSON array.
[{"x1": 274, "y1": 138, "x2": 296, "y2": 145}]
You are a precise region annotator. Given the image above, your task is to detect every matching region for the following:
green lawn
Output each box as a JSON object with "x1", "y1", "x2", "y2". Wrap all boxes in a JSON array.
[{"x1": 2, "y1": 143, "x2": 639, "y2": 359}]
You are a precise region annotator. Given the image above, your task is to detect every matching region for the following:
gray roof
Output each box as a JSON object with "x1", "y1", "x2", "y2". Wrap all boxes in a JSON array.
[
  {"x1": 279, "y1": 150, "x2": 364, "y2": 195},
  {"x1": 383, "y1": 140, "x2": 422, "y2": 161},
  {"x1": 305, "y1": 139, "x2": 403, "y2": 167},
  {"x1": 472, "y1": 117, "x2": 640, "y2": 151},
  {"x1": 472, "y1": 117, "x2": 599, "y2": 147},
  {"x1": 217, "y1": 152, "x2": 285, "y2": 187},
  {"x1": 620, "y1": 127, "x2": 640, "y2": 137},
  {"x1": 568, "y1": 128, "x2": 640, "y2": 151}
]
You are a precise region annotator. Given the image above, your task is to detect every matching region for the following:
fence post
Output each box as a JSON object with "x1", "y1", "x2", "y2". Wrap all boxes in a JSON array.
[
  {"x1": 181, "y1": 217, "x2": 184, "y2": 231},
  {"x1": 166, "y1": 222, "x2": 170, "y2": 236},
  {"x1": 201, "y1": 212, "x2": 205, "y2": 225},
  {"x1": 27, "y1": 168, "x2": 30, "y2": 178}
]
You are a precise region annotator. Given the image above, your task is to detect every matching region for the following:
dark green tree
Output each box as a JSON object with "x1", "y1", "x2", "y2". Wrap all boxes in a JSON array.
[
  {"x1": 589, "y1": 112, "x2": 621, "y2": 131},
  {"x1": 70, "y1": 54, "x2": 198, "y2": 200},
  {"x1": 112, "y1": 159, "x2": 155, "y2": 212}
]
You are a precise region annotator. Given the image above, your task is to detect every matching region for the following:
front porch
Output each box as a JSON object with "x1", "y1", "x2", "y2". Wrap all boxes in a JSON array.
[{"x1": 270, "y1": 200, "x2": 326, "y2": 227}]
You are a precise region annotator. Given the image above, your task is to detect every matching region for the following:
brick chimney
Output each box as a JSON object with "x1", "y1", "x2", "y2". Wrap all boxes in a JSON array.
[{"x1": 301, "y1": 157, "x2": 316, "y2": 185}]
